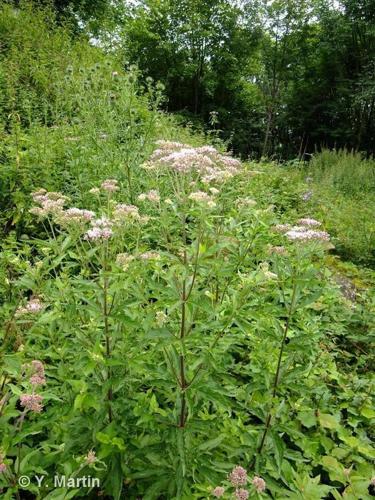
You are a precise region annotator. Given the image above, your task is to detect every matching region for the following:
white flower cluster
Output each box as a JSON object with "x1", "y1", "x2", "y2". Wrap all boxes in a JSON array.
[
  {"x1": 16, "y1": 298, "x2": 44, "y2": 317},
  {"x1": 274, "y1": 217, "x2": 330, "y2": 243},
  {"x1": 84, "y1": 217, "x2": 113, "y2": 241},
  {"x1": 30, "y1": 189, "x2": 69, "y2": 218},
  {"x1": 101, "y1": 179, "x2": 119, "y2": 192},
  {"x1": 138, "y1": 190, "x2": 160, "y2": 203},
  {"x1": 285, "y1": 227, "x2": 330, "y2": 242},
  {"x1": 188, "y1": 190, "x2": 216, "y2": 208},
  {"x1": 145, "y1": 140, "x2": 241, "y2": 183}
]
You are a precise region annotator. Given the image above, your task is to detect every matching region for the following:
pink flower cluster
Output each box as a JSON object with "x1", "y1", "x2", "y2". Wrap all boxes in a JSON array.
[
  {"x1": 213, "y1": 466, "x2": 266, "y2": 498},
  {"x1": 0, "y1": 452, "x2": 6, "y2": 474},
  {"x1": 28, "y1": 183, "x2": 150, "y2": 243},
  {"x1": 58, "y1": 207, "x2": 96, "y2": 225},
  {"x1": 113, "y1": 204, "x2": 140, "y2": 220},
  {"x1": 19, "y1": 360, "x2": 46, "y2": 413},
  {"x1": 101, "y1": 179, "x2": 119, "y2": 192},
  {"x1": 297, "y1": 218, "x2": 321, "y2": 227},
  {"x1": 30, "y1": 189, "x2": 68, "y2": 218},
  {"x1": 274, "y1": 218, "x2": 330, "y2": 243},
  {"x1": 16, "y1": 298, "x2": 44, "y2": 317},
  {"x1": 20, "y1": 393, "x2": 43, "y2": 413},
  {"x1": 138, "y1": 189, "x2": 160, "y2": 203},
  {"x1": 252, "y1": 476, "x2": 266, "y2": 493},
  {"x1": 235, "y1": 489, "x2": 249, "y2": 500},
  {"x1": 30, "y1": 189, "x2": 97, "y2": 229},
  {"x1": 27, "y1": 360, "x2": 46, "y2": 387},
  {"x1": 285, "y1": 227, "x2": 330, "y2": 242},
  {"x1": 189, "y1": 191, "x2": 216, "y2": 207},
  {"x1": 228, "y1": 466, "x2": 248, "y2": 487},
  {"x1": 116, "y1": 253, "x2": 135, "y2": 269},
  {"x1": 85, "y1": 450, "x2": 97, "y2": 465},
  {"x1": 139, "y1": 251, "x2": 160, "y2": 260},
  {"x1": 147, "y1": 140, "x2": 241, "y2": 182},
  {"x1": 212, "y1": 486, "x2": 225, "y2": 497},
  {"x1": 84, "y1": 217, "x2": 113, "y2": 241}
]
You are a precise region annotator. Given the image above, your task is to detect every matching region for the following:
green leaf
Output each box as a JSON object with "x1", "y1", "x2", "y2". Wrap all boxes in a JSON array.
[
  {"x1": 360, "y1": 406, "x2": 375, "y2": 419},
  {"x1": 319, "y1": 413, "x2": 340, "y2": 429},
  {"x1": 271, "y1": 432, "x2": 285, "y2": 471},
  {"x1": 197, "y1": 435, "x2": 225, "y2": 452},
  {"x1": 96, "y1": 432, "x2": 111, "y2": 444},
  {"x1": 298, "y1": 410, "x2": 317, "y2": 428}
]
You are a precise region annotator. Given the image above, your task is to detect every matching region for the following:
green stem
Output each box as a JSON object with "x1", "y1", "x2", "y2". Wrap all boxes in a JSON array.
[
  {"x1": 256, "y1": 274, "x2": 298, "y2": 457},
  {"x1": 179, "y1": 243, "x2": 187, "y2": 428},
  {"x1": 102, "y1": 244, "x2": 113, "y2": 423}
]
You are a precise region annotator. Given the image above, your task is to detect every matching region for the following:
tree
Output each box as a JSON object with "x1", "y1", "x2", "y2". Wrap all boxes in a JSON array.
[{"x1": 122, "y1": 0, "x2": 262, "y2": 149}]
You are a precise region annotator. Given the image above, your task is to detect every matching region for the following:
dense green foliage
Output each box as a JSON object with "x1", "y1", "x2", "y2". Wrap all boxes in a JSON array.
[
  {"x1": 122, "y1": 0, "x2": 375, "y2": 159},
  {"x1": 0, "y1": 3, "x2": 374, "y2": 500},
  {"x1": 299, "y1": 150, "x2": 375, "y2": 266}
]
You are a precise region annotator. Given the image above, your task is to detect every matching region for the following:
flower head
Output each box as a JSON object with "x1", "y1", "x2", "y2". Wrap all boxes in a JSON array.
[
  {"x1": 212, "y1": 486, "x2": 225, "y2": 497},
  {"x1": 138, "y1": 190, "x2": 160, "y2": 203},
  {"x1": 139, "y1": 251, "x2": 160, "y2": 260},
  {"x1": 297, "y1": 218, "x2": 321, "y2": 227},
  {"x1": 66, "y1": 208, "x2": 95, "y2": 220},
  {"x1": 30, "y1": 375, "x2": 46, "y2": 386},
  {"x1": 16, "y1": 298, "x2": 44, "y2": 317},
  {"x1": 285, "y1": 227, "x2": 330, "y2": 242},
  {"x1": 113, "y1": 204, "x2": 140, "y2": 221},
  {"x1": 85, "y1": 450, "x2": 97, "y2": 465},
  {"x1": 0, "y1": 463, "x2": 6, "y2": 473},
  {"x1": 252, "y1": 476, "x2": 266, "y2": 493},
  {"x1": 235, "y1": 489, "x2": 249, "y2": 500},
  {"x1": 84, "y1": 227, "x2": 113, "y2": 241},
  {"x1": 27, "y1": 361, "x2": 46, "y2": 386},
  {"x1": 26, "y1": 360, "x2": 46, "y2": 386},
  {"x1": 149, "y1": 141, "x2": 241, "y2": 181},
  {"x1": 84, "y1": 217, "x2": 113, "y2": 241},
  {"x1": 273, "y1": 223, "x2": 291, "y2": 233},
  {"x1": 301, "y1": 190, "x2": 313, "y2": 201},
  {"x1": 155, "y1": 311, "x2": 167, "y2": 326},
  {"x1": 32, "y1": 360, "x2": 44, "y2": 373},
  {"x1": 20, "y1": 393, "x2": 44, "y2": 413},
  {"x1": 101, "y1": 179, "x2": 119, "y2": 193},
  {"x1": 189, "y1": 191, "x2": 216, "y2": 208},
  {"x1": 57, "y1": 208, "x2": 96, "y2": 226},
  {"x1": 30, "y1": 190, "x2": 68, "y2": 218},
  {"x1": 228, "y1": 466, "x2": 247, "y2": 487},
  {"x1": 116, "y1": 253, "x2": 134, "y2": 270},
  {"x1": 268, "y1": 245, "x2": 287, "y2": 256}
]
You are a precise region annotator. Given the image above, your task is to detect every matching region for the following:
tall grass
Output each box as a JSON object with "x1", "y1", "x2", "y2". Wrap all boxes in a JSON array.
[
  {"x1": 309, "y1": 149, "x2": 375, "y2": 196},
  {"x1": 299, "y1": 150, "x2": 375, "y2": 266}
]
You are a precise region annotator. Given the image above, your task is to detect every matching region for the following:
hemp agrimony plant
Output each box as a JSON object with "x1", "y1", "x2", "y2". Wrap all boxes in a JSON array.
[{"x1": 4, "y1": 139, "x2": 359, "y2": 500}]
